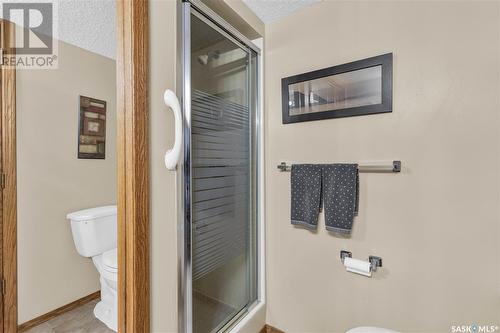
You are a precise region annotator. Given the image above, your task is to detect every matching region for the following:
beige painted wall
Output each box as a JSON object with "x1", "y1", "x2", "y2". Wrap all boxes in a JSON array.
[
  {"x1": 150, "y1": 0, "x2": 178, "y2": 332},
  {"x1": 264, "y1": 1, "x2": 499, "y2": 332},
  {"x1": 17, "y1": 41, "x2": 116, "y2": 323}
]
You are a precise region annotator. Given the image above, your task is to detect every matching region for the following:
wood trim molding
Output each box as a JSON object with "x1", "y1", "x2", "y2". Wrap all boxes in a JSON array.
[
  {"x1": 17, "y1": 291, "x2": 100, "y2": 332},
  {"x1": 116, "y1": 1, "x2": 150, "y2": 333},
  {"x1": 260, "y1": 324, "x2": 286, "y2": 333},
  {"x1": 1, "y1": 19, "x2": 17, "y2": 333}
]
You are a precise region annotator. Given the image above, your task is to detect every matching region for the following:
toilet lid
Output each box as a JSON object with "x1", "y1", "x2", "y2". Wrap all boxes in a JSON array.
[{"x1": 102, "y1": 248, "x2": 117, "y2": 272}]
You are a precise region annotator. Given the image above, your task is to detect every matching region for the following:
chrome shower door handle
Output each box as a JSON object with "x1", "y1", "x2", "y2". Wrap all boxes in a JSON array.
[{"x1": 164, "y1": 89, "x2": 182, "y2": 170}]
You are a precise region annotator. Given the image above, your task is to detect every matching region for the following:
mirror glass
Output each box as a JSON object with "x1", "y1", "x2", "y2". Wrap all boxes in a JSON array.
[{"x1": 288, "y1": 65, "x2": 382, "y2": 116}]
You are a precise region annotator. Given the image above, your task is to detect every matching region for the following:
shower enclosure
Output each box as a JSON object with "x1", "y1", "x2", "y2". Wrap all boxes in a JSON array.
[{"x1": 176, "y1": 1, "x2": 260, "y2": 332}]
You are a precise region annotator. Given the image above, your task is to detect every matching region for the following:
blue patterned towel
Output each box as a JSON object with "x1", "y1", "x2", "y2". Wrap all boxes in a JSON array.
[
  {"x1": 322, "y1": 164, "x2": 359, "y2": 233},
  {"x1": 290, "y1": 164, "x2": 323, "y2": 230}
]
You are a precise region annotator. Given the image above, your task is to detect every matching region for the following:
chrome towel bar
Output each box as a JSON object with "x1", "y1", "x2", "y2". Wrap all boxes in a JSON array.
[{"x1": 277, "y1": 160, "x2": 401, "y2": 173}]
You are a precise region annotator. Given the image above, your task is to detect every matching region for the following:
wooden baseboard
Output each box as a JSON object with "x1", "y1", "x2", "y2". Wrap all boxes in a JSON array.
[
  {"x1": 18, "y1": 291, "x2": 100, "y2": 332},
  {"x1": 260, "y1": 324, "x2": 286, "y2": 333}
]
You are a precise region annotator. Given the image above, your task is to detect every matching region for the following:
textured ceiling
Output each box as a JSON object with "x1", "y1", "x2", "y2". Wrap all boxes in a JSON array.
[
  {"x1": 57, "y1": 0, "x2": 116, "y2": 59},
  {"x1": 0, "y1": 0, "x2": 116, "y2": 59},
  {"x1": 66, "y1": 0, "x2": 321, "y2": 57},
  {"x1": 242, "y1": 0, "x2": 322, "y2": 23},
  {"x1": 1, "y1": 0, "x2": 318, "y2": 59}
]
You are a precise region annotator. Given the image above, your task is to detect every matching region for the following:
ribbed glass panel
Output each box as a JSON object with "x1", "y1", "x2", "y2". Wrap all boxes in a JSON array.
[
  {"x1": 191, "y1": 89, "x2": 250, "y2": 280},
  {"x1": 189, "y1": 12, "x2": 258, "y2": 333}
]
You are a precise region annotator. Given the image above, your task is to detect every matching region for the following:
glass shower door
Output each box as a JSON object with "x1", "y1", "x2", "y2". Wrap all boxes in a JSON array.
[{"x1": 183, "y1": 4, "x2": 259, "y2": 333}]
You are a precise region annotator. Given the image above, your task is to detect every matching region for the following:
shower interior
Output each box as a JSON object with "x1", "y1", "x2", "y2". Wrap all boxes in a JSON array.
[{"x1": 183, "y1": 5, "x2": 259, "y2": 333}]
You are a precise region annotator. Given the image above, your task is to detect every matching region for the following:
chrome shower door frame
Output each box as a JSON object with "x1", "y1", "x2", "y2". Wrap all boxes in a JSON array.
[{"x1": 177, "y1": 1, "x2": 263, "y2": 332}]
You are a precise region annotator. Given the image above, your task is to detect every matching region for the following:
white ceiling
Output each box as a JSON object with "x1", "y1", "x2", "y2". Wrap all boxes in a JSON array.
[
  {"x1": 57, "y1": 0, "x2": 116, "y2": 59},
  {"x1": 0, "y1": 0, "x2": 116, "y2": 59},
  {"x1": 242, "y1": 0, "x2": 321, "y2": 23},
  {"x1": 1, "y1": 0, "x2": 318, "y2": 60}
]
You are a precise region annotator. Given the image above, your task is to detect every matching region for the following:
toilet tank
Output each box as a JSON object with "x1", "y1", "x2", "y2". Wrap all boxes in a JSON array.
[{"x1": 67, "y1": 205, "x2": 117, "y2": 257}]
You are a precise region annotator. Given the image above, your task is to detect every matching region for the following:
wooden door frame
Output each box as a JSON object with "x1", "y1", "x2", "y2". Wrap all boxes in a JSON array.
[
  {"x1": 1, "y1": 18, "x2": 18, "y2": 333},
  {"x1": 116, "y1": 0, "x2": 150, "y2": 332},
  {"x1": 0, "y1": 1, "x2": 150, "y2": 332}
]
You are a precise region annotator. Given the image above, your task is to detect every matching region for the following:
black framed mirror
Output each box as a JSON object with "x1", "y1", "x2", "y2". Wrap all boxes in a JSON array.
[{"x1": 281, "y1": 53, "x2": 393, "y2": 124}]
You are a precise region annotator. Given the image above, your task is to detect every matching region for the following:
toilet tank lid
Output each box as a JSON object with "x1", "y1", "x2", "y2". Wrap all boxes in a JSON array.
[{"x1": 66, "y1": 205, "x2": 117, "y2": 221}]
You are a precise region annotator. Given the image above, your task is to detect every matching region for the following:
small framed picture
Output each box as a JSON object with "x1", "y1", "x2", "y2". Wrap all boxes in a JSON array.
[
  {"x1": 78, "y1": 96, "x2": 107, "y2": 159},
  {"x1": 281, "y1": 53, "x2": 393, "y2": 124}
]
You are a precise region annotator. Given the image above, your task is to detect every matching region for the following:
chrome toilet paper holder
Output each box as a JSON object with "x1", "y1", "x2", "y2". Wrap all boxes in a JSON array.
[{"x1": 340, "y1": 250, "x2": 383, "y2": 273}]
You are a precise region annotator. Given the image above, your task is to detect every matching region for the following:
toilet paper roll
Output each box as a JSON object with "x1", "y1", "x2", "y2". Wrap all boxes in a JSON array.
[{"x1": 344, "y1": 257, "x2": 372, "y2": 277}]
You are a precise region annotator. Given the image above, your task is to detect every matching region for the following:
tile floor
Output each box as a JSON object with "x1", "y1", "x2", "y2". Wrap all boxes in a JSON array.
[
  {"x1": 193, "y1": 291, "x2": 237, "y2": 333},
  {"x1": 25, "y1": 294, "x2": 236, "y2": 333},
  {"x1": 24, "y1": 299, "x2": 114, "y2": 333}
]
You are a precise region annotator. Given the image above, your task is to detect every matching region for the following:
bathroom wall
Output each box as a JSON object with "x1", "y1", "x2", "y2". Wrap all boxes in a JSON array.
[
  {"x1": 264, "y1": 1, "x2": 499, "y2": 332},
  {"x1": 17, "y1": 40, "x2": 116, "y2": 323},
  {"x1": 149, "y1": 0, "x2": 178, "y2": 332}
]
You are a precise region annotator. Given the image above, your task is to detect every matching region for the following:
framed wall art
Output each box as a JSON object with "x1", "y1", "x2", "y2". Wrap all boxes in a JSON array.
[
  {"x1": 281, "y1": 53, "x2": 393, "y2": 124},
  {"x1": 78, "y1": 95, "x2": 107, "y2": 159}
]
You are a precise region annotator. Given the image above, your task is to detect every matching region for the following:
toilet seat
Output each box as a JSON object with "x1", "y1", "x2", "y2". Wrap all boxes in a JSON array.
[{"x1": 347, "y1": 327, "x2": 400, "y2": 333}]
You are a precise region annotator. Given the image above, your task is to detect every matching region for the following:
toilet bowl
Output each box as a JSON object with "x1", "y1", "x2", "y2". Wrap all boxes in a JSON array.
[
  {"x1": 92, "y1": 248, "x2": 118, "y2": 331},
  {"x1": 347, "y1": 327, "x2": 400, "y2": 333},
  {"x1": 67, "y1": 205, "x2": 118, "y2": 332}
]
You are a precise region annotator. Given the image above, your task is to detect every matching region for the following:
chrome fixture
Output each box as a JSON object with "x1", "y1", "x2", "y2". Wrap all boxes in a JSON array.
[
  {"x1": 197, "y1": 50, "x2": 220, "y2": 66},
  {"x1": 277, "y1": 160, "x2": 402, "y2": 173},
  {"x1": 369, "y1": 256, "x2": 383, "y2": 273},
  {"x1": 340, "y1": 250, "x2": 352, "y2": 263},
  {"x1": 341, "y1": 250, "x2": 383, "y2": 273}
]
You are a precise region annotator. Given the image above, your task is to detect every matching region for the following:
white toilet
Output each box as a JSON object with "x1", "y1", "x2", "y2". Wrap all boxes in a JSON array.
[
  {"x1": 67, "y1": 205, "x2": 118, "y2": 332},
  {"x1": 347, "y1": 327, "x2": 400, "y2": 333}
]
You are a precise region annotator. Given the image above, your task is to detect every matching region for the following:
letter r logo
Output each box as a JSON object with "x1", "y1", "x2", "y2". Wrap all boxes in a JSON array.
[{"x1": 2, "y1": 3, "x2": 53, "y2": 54}]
